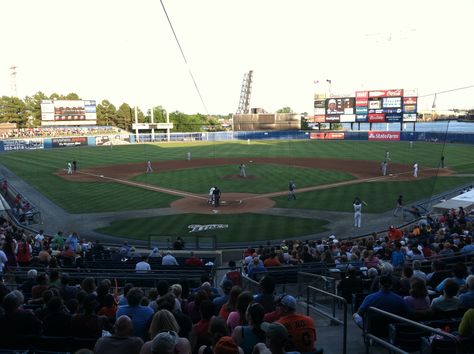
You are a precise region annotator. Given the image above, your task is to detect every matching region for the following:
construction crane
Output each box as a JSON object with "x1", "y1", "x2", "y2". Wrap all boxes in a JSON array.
[{"x1": 236, "y1": 70, "x2": 253, "y2": 114}]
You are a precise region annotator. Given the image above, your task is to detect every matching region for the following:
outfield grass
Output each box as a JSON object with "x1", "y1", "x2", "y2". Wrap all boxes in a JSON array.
[
  {"x1": 133, "y1": 164, "x2": 355, "y2": 194},
  {"x1": 95, "y1": 213, "x2": 330, "y2": 243},
  {"x1": 0, "y1": 140, "x2": 472, "y2": 214}
]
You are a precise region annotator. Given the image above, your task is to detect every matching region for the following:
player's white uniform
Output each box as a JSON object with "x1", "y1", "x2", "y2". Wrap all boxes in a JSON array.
[
  {"x1": 187, "y1": 152, "x2": 191, "y2": 161},
  {"x1": 67, "y1": 162, "x2": 72, "y2": 174},
  {"x1": 353, "y1": 202, "x2": 362, "y2": 228},
  {"x1": 381, "y1": 161, "x2": 387, "y2": 176},
  {"x1": 413, "y1": 163, "x2": 418, "y2": 177},
  {"x1": 146, "y1": 160, "x2": 153, "y2": 173},
  {"x1": 208, "y1": 187, "x2": 215, "y2": 205}
]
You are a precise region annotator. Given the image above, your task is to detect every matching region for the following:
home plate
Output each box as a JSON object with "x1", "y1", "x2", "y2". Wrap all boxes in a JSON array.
[
  {"x1": 100, "y1": 175, "x2": 104, "y2": 178},
  {"x1": 249, "y1": 160, "x2": 253, "y2": 163}
]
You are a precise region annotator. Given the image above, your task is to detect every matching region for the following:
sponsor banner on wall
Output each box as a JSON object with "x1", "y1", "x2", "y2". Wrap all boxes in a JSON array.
[
  {"x1": 368, "y1": 131, "x2": 401, "y2": 141},
  {"x1": 355, "y1": 91, "x2": 369, "y2": 106},
  {"x1": 51, "y1": 137, "x2": 88, "y2": 148},
  {"x1": 325, "y1": 115, "x2": 340, "y2": 122},
  {"x1": 369, "y1": 89, "x2": 404, "y2": 98},
  {"x1": 308, "y1": 115, "x2": 326, "y2": 123},
  {"x1": 403, "y1": 97, "x2": 417, "y2": 105},
  {"x1": 403, "y1": 113, "x2": 417, "y2": 122},
  {"x1": 356, "y1": 114, "x2": 368, "y2": 122},
  {"x1": 339, "y1": 114, "x2": 355, "y2": 123},
  {"x1": 368, "y1": 99, "x2": 382, "y2": 109},
  {"x1": 404, "y1": 89, "x2": 418, "y2": 97},
  {"x1": 403, "y1": 105, "x2": 417, "y2": 113},
  {"x1": 310, "y1": 132, "x2": 345, "y2": 140},
  {"x1": 383, "y1": 108, "x2": 403, "y2": 114},
  {"x1": 382, "y1": 97, "x2": 402, "y2": 108},
  {"x1": 368, "y1": 113, "x2": 385, "y2": 122},
  {"x1": 314, "y1": 93, "x2": 327, "y2": 100},
  {"x1": 314, "y1": 108, "x2": 325, "y2": 115},
  {"x1": 368, "y1": 109, "x2": 384, "y2": 114},
  {"x1": 385, "y1": 114, "x2": 403, "y2": 122},
  {"x1": 356, "y1": 107, "x2": 368, "y2": 114},
  {"x1": 314, "y1": 99, "x2": 326, "y2": 109},
  {"x1": 355, "y1": 91, "x2": 369, "y2": 98},
  {"x1": 2, "y1": 139, "x2": 44, "y2": 151}
]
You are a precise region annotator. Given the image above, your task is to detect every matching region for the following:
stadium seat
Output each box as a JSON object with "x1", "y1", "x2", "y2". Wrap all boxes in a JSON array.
[{"x1": 389, "y1": 322, "x2": 431, "y2": 352}]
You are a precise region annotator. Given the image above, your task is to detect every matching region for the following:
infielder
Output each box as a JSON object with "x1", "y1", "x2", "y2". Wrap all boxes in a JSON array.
[
  {"x1": 413, "y1": 162, "x2": 418, "y2": 177},
  {"x1": 239, "y1": 163, "x2": 247, "y2": 178},
  {"x1": 353, "y1": 198, "x2": 363, "y2": 228},
  {"x1": 146, "y1": 160, "x2": 153, "y2": 173},
  {"x1": 67, "y1": 161, "x2": 72, "y2": 175},
  {"x1": 381, "y1": 160, "x2": 387, "y2": 176}
]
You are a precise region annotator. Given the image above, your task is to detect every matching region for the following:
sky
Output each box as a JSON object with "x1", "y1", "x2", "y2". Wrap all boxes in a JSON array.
[{"x1": 1, "y1": 0, "x2": 474, "y2": 115}]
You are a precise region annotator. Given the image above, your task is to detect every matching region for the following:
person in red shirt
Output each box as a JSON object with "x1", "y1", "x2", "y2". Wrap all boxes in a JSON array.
[
  {"x1": 388, "y1": 225, "x2": 403, "y2": 242},
  {"x1": 185, "y1": 252, "x2": 204, "y2": 267},
  {"x1": 263, "y1": 253, "x2": 282, "y2": 267},
  {"x1": 276, "y1": 295, "x2": 317, "y2": 353}
]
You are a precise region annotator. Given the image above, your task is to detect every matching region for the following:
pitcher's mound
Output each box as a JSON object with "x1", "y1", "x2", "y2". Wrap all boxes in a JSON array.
[{"x1": 171, "y1": 193, "x2": 275, "y2": 214}]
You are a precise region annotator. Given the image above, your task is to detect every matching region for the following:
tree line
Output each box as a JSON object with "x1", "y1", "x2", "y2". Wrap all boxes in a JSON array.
[{"x1": 0, "y1": 92, "x2": 230, "y2": 132}]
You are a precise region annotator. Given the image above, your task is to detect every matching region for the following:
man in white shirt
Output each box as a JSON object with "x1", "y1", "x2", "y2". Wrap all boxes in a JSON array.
[
  {"x1": 162, "y1": 251, "x2": 179, "y2": 266},
  {"x1": 135, "y1": 256, "x2": 151, "y2": 273},
  {"x1": 413, "y1": 162, "x2": 419, "y2": 177}
]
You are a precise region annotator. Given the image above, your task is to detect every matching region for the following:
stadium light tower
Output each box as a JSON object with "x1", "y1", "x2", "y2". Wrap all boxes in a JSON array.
[{"x1": 10, "y1": 65, "x2": 17, "y2": 97}]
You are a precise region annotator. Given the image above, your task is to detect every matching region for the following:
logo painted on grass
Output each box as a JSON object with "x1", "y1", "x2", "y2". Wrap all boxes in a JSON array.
[{"x1": 188, "y1": 224, "x2": 229, "y2": 233}]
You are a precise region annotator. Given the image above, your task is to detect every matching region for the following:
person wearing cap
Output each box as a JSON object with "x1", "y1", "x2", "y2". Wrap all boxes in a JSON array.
[
  {"x1": 354, "y1": 275, "x2": 411, "y2": 336},
  {"x1": 255, "y1": 322, "x2": 301, "y2": 354},
  {"x1": 326, "y1": 98, "x2": 338, "y2": 114},
  {"x1": 94, "y1": 315, "x2": 144, "y2": 354},
  {"x1": 275, "y1": 295, "x2": 316, "y2": 353}
]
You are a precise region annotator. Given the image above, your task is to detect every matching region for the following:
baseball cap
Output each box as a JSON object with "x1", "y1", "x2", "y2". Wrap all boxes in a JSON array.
[
  {"x1": 261, "y1": 322, "x2": 288, "y2": 345},
  {"x1": 151, "y1": 331, "x2": 178, "y2": 354},
  {"x1": 328, "y1": 99, "x2": 336, "y2": 104},
  {"x1": 278, "y1": 294, "x2": 296, "y2": 310},
  {"x1": 213, "y1": 336, "x2": 239, "y2": 354}
]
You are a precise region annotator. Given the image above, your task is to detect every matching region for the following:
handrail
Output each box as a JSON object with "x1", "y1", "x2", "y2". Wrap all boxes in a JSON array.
[
  {"x1": 364, "y1": 306, "x2": 461, "y2": 354},
  {"x1": 306, "y1": 285, "x2": 347, "y2": 354}
]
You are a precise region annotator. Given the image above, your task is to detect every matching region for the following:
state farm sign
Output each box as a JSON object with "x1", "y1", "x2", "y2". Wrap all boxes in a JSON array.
[{"x1": 368, "y1": 131, "x2": 401, "y2": 141}]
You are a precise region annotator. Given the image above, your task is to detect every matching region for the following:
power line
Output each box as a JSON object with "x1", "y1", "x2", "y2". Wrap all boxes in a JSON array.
[
  {"x1": 418, "y1": 84, "x2": 474, "y2": 98},
  {"x1": 159, "y1": 0, "x2": 209, "y2": 115}
]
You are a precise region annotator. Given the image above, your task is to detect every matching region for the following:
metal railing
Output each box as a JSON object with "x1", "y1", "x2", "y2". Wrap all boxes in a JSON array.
[
  {"x1": 306, "y1": 285, "x2": 348, "y2": 354},
  {"x1": 364, "y1": 306, "x2": 461, "y2": 354}
]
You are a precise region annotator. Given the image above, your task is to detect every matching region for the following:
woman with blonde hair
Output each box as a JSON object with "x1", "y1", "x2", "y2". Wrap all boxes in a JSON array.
[{"x1": 140, "y1": 309, "x2": 191, "y2": 354}]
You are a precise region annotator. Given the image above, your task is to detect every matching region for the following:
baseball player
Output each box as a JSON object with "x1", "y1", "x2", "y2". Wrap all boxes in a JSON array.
[
  {"x1": 239, "y1": 163, "x2": 247, "y2": 178},
  {"x1": 393, "y1": 195, "x2": 404, "y2": 218},
  {"x1": 385, "y1": 150, "x2": 391, "y2": 161},
  {"x1": 413, "y1": 162, "x2": 418, "y2": 177},
  {"x1": 288, "y1": 180, "x2": 296, "y2": 200},
  {"x1": 381, "y1": 160, "x2": 387, "y2": 176},
  {"x1": 67, "y1": 161, "x2": 72, "y2": 175},
  {"x1": 212, "y1": 186, "x2": 221, "y2": 207},
  {"x1": 72, "y1": 160, "x2": 77, "y2": 173},
  {"x1": 187, "y1": 151, "x2": 191, "y2": 161},
  {"x1": 146, "y1": 160, "x2": 153, "y2": 173},
  {"x1": 353, "y1": 198, "x2": 362, "y2": 228},
  {"x1": 208, "y1": 186, "x2": 215, "y2": 205}
]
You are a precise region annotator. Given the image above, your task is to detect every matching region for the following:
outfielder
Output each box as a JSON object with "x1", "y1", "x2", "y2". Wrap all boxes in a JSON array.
[
  {"x1": 146, "y1": 160, "x2": 153, "y2": 173},
  {"x1": 67, "y1": 161, "x2": 72, "y2": 175},
  {"x1": 187, "y1": 151, "x2": 191, "y2": 161}
]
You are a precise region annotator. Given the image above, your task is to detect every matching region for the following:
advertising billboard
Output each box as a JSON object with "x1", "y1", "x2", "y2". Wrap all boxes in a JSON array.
[
  {"x1": 51, "y1": 137, "x2": 88, "y2": 148},
  {"x1": 41, "y1": 100, "x2": 97, "y2": 126},
  {"x1": 310, "y1": 132, "x2": 345, "y2": 140},
  {"x1": 368, "y1": 131, "x2": 401, "y2": 141}
]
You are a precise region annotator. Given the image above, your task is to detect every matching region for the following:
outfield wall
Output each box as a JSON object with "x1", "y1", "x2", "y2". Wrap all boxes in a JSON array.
[{"x1": 1, "y1": 130, "x2": 474, "y2": 152}]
